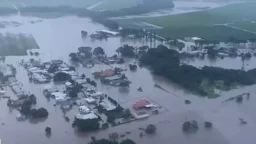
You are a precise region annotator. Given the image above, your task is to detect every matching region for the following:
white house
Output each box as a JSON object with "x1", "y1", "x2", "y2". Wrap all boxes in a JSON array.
[
  {"x1": 100, "y1": 100, "x2": 117, "y2": 111},
  {"x1": 51, "y1": 92, "x2": 67, "y2": 103},
  {"x1": 75, "y1": 112, "x2": 98, "y2": 120},
  {"x1": 79, "y1": 106, "x2": 91, "y2": 114}
]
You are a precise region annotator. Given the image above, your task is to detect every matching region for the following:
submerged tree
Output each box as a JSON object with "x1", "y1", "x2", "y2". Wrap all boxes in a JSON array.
[
  {"x1": 93, "y1": 47, "x2": 105, "y2": 56},
  {"x1": 145, "y1": 124, "x2": 156, "y2": 134}
]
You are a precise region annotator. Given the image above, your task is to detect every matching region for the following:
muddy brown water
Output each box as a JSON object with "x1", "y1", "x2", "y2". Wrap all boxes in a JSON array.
[{"x1": 0, "y1": 15, "x2": 256, "y2": 144}]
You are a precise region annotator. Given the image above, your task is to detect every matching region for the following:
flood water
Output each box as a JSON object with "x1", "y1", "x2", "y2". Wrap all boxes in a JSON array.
[{"x1": 1, "y1": 15, "x2": 256, "y2": 144}]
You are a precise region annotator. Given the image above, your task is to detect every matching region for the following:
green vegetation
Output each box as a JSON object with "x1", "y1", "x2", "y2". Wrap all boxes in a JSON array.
[
  {"x1": 92, "y1": 0, "x2": 143, "y2": 11},
  {"x1": 0, "y1": 33, "x2": 39, "y2": 56},
  {"x1": 116, "y1": 3, "x2": 256, "y2": 41},
  {"x1": 152, "y1": 25, "x2": 256, "y2": 41},
  {"x1": 230, "y1": 22, "x2": 256, "y2": 33},
  {"x1": 140, "y1": 45, "x2": 256, "y2": 97},
  {"x1": 73, "y1": 118, "x2": 100, "y2": 132}
]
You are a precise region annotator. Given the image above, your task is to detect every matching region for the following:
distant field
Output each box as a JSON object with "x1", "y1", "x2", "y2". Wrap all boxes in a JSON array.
[
  {"x1": 115, "y1": 2, "x2": 256, "y2": 41},
  {"x1": 0, "y1": 0, "x2": 103, "y2": 8},
  {"x1": 153, "y1": 25, "x2": 256, "y2": 41},
  {"x1": 0, "y1": 33, "x2": 39, "y2": 56},
  {"x1": 229, "y1": 22, "x2": 256, "y2": 33},
  {"x1": 92, "y1": 0, "x2": 143, "y2": 11}
]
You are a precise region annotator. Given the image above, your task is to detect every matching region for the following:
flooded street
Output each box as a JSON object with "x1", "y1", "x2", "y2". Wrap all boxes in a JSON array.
[{"x1": 1, "y1": 15, "x2": 256, "y2": 144}]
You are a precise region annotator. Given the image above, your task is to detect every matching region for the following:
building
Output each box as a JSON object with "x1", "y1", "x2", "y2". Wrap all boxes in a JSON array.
[
  {"x1": 51, "y1": 92, "x2": 67, "y2": 103},
  {"x1": 85, "y1": 97, "x2": 96, "y2": 104},
  {"x1": 43, "y1": 85, "x2": 58, "y2": 93},
  {"x1": 100, "y1": 100, "x2": 117, "y2": 111},
  {"x1": 90, "y1": 91, "x2": 104, "y2": 98},
  {"x1": 79, "y1": 106, "x2": 91, "y2": 114},
  {"x1": 104, "y1": 75, "x2": 122, "y2": 81},
  {"x1": 133, "y1": 100, "x2": 151, "y2": 110},
  {"x1": 60, "y1": 101, "x2": 73, "y2": 110},
  {"x1": 51, "y1": 60, "x2": 63, "y2": 65},
  {"x1": 99, "y1": 70, "x2": 115, "y2": 77},
  {"x1": 97, "y1": 30, "x2": 119, "y2": 36},
  {"x1": 75, "y1": 112, "x2": 98, "y2": 120}
]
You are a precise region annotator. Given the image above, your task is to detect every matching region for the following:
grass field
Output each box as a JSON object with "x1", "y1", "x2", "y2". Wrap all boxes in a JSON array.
[
  {"x1": 152, "y1": 25, "x2": 256, "y2": 41},
  {"x1": 229, "y1": 22, "x2": 256, "y2": 33},
  {"x1": 92, "y1": 0, "x2": 143, "y2": 11},
  {"x1": 0, "y1": 0, "x2": 102, "y2": 8},
  {"x1": 0, "y1": 33, "x2": 39, "y2": 56},
  {"x1": 115, "y1": 2, "x2": 256, "y2": 41}
]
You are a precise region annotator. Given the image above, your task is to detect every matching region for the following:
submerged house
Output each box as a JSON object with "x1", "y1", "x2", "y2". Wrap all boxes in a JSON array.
[{"x1": 97, "y1": 30, "x2": 119, "y2": 36}]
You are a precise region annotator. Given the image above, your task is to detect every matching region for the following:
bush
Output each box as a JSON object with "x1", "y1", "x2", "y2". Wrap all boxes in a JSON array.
[
  {"x1": 74, "y1": 118, "x2": 100, "y2": 132},
  {"x1": 29, "y1": 94, "x2": 37, "y2": 104},
  {"x1": 120, "y1": 139, "x2": 136, "y2": 144},
  {"x1": 182, "y1": 120, "x2": 198, "y2": 132},
  {"x1": 102, "y1": 123, "x2": 109, "y2": 129},
  {"x1": 45, "y1": 127, "x2": 51, "y2": 134},
  {"x1": 145, "y1": 124, "x2": 156, "y2": 134},
  {"x1": 185, "y1": 100, "x2": 191, "y2": 104},
  {"x1": 204, "y1": 121, "x2": 213, "y2": 128},
  {"x1": 236, "y1": 96, "x2": 243, "y2": 103},
  {"x1": 107, "y1": 115, "x2": 115, "y2": 123},
  {"x1": 20, "y1": 105, "x2": 31, "y2": 115},
  {"x1": 53, "y1": 72, "x2": 71, "y2": 82},
  {"x1": 36, "y1": 108, "x2": 49, "y2": 118}
]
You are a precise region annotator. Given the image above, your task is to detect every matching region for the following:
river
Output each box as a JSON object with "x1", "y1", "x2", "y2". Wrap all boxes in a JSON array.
[{"x1": 1, "y1": 15, "x2": 256, "y2": 144}]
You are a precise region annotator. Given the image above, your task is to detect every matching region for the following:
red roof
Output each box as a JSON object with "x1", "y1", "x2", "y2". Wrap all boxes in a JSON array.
[
  {"x1": 133, "y1": 100, "x2": 150, "y2": 109},
  {"x1": 99, "y1": 70, "x2": 115, "y2": 77}
]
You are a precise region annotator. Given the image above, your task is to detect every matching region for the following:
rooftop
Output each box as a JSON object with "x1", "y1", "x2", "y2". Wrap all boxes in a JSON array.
[
  {"x1": 75, "y1": 112, "x2": 98, "y2": 120},
  {"x1": 133, "y1": 99, "x2": 151, "y2": 109},
  {"x1": 100, "y1": 100, "x2": 117, "y2": 111},
  {"x1": 98, "y1": 30, "x2": 119, "y2": 36}
]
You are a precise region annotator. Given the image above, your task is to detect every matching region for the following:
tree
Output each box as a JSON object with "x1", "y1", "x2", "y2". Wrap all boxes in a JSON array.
[
  {"x1": 88, "y1": 138, "x2": 118, "y2": 144},
  {"x1": 91, "y1": 136, "x2": 96, "y2": 142},
  {"x1": 93, "y1": 47, "x2": 105, "y2": 56},
  {"x1": 29, "y1": 108, "x2": 37, "y2": 117},
  {"x1": 36, "y1": 108, "x2": 49, "y2": 118},
  {"x1": 81, "y1": 74, "x2": 86, "y2": 79},
  {"x1": 53, "y1": 72, "x2": 71, "y2": 82},
  {"x1": 122, "y1": 109, "x2": 131, "y2": 119},
  {"x1": 120, "y1": 139, "x2": 136, "y2": 144},
  {"x1": 45, "y1": 127, "x2": 51, "y2": 134},
  {"x1": 236, "y1": 96, "x2": 243, "y2": 103},
  {"x1": 29, "y1": 94, "x2": 37, "y2": 104},
  {"x1": 117, "y1": 45, "x2": 135, "y2": 57},
  {"x1": 47, "y1": 64, "x2": 58, "y2": 73},
  {"x1": 107, "y1": 115, "x2": 115, "y2": 123},
  {"x1": 69, "y1": 66, "x2": 76, "y2": 71},
  {"x1": 20, "y1": 105, "x2": 31, "y2": 115},
  {"x1": 109, "y1": 133, "x2": 119, "y2": 142},
  {"x1": 204, "y1": 121, "x2": 212, "y2": 128},
  {"x1": 182, "y1": 120, "x2": 198, "y2": 132},
  {"x1": 90, "y1": 80, "x2": 97, "y2": 87},
  {"x1": 69, "y1": 89, "x2": 78, "y2": 98},
  {"x1": 74, "y1": 118, "x2": 100, "y2": 132},
  {"x1": 129, "y1": 64, "x2": 137, "y2": 70},
  {"x1": 78, "y1": 47, "x2": 92, "y2": 58},
  {"x1": 69, "y1": 53, "x2": 79, "y2": 62},
  {"x1": 101, "y1": 123, "x2": 109, "y2": 129},
  {"x1": 145, "y1": 124, "x2": 156, "y2": 134}
]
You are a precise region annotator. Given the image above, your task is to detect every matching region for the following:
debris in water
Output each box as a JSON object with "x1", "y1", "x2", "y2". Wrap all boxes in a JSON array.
[
  {"x1": 154, "y1": 84, "x2": 169, "y2": 93},
  {"x1": 137, "y1": 87, "x2": 143, "y2": 92}
]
